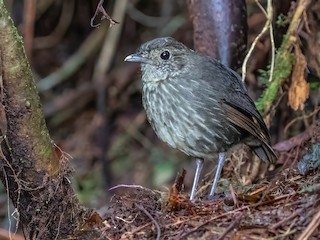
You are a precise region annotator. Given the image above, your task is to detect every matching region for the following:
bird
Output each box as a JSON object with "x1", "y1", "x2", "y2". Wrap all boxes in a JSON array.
[{"x1": 124, "y1": 37, "x2": 276, "y2": 200}]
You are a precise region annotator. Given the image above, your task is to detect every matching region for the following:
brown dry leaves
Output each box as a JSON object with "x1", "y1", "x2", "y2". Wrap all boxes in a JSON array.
[{"x1": 288, "y1": 44, "x2": 309, "y2": 110}]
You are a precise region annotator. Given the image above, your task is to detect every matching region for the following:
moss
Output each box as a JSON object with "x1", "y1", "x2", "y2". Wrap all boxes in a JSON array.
[
  {"x1": 254, "y1": 0, "x2": 309, "y2": 117},
  {"x1": 0, "y1": 0, "x2": 59, "y2": 175},
  {"x1": 256, "y1": 50, "x2": 294, "y2": 115}
]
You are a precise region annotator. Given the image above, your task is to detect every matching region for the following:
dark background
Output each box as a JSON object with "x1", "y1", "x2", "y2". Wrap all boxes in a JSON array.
[{"x1": 1, "y1": 0, "x2": 319, "y2": 224}]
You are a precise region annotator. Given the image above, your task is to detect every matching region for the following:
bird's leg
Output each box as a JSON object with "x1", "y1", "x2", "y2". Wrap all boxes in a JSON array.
[
  {"x1": 209, "y1": 152, "x2": 225, "y2": 197},
  {"x1": 190, "y1": 158, "x2": 204, "y2": 201}
]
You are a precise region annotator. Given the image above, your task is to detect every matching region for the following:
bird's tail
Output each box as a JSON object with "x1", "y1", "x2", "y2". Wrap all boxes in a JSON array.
[{"x1": 251, "y1": 141, "x2": 277, "y2": 164}]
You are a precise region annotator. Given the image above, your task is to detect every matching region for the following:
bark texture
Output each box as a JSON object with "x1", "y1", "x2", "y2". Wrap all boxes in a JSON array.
[
  {"x1": 187, "y1": 0, "x2": 247, "y2": 70},
  {"x1": 0, "y1": 2, "x2": 91, "y2": 239}
]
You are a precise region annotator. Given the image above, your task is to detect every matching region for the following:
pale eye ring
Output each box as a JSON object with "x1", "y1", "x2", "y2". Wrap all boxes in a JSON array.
[{"x1": 160, "y1": 50, "x2": 170, "y2": 60}]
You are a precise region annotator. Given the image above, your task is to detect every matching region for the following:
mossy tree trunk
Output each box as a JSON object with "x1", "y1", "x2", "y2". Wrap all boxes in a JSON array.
[{"x1": 0, "y1": 2, "x2": 93, "y2": 239}]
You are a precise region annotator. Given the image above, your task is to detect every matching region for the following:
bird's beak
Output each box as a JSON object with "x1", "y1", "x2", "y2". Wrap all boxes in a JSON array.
[{"x1": 124, "y1": 53, "x2": 150, "y2": 64}]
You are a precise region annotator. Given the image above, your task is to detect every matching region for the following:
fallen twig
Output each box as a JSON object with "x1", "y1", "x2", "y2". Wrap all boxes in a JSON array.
[
  {"x1": 135, "y1": 203, "x2": 161, "y2": 240},
  {"x1": 217, "y1": 214, "x2": 243, "y2": 240},
  {"x1": 297, "y1": 207, "x2": 320, "y2": 240}
]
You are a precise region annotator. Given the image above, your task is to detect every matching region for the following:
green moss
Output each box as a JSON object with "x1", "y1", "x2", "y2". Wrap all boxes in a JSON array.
[
  {"x1": 310, "y1": 82, "x2": 320, "y2": 90},
  {"x1": 255, "y1": 51, "x2": 295, "y2": 115},
  {"x1": 276, "y1": 13, "x2": 289, "y2": 27}
]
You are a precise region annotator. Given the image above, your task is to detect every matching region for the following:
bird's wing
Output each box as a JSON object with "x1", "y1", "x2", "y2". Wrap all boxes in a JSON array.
[
  {"x1": 196, "y1": 57, "x2": 276, "y2": 162},
  {"x1": 221, "y1": 99, "x2": 270, "y2": 144},
  {"x1": 215, "y1": 64, "x2": 271, "y2": 143},
  {"x1": 221, "y1": 97, "x2": 277, "y2": 163}
]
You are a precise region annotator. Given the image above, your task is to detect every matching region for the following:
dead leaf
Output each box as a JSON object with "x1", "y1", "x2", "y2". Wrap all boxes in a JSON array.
[{"x1": 288, "y1": 44, "x2": 309, "y2": 111}]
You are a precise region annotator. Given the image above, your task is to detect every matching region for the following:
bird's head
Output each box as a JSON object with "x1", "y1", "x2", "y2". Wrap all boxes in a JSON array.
[{"x1": 125, "y1": 37, "x2": 193, "y2": 83}]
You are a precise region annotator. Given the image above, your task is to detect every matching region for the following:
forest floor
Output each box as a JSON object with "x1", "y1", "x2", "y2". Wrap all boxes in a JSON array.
[{"x1": 97, "y1": 122, "x2": 320, "y2": 239}]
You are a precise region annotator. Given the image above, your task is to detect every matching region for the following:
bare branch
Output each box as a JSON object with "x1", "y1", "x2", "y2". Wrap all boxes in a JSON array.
[{"x1": 91, "y1": 0, "x2": 119, "y2": 28}]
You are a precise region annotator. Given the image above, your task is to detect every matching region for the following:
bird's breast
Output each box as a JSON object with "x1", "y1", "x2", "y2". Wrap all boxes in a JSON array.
[{"x1": 142, "y1": 79, "x2": 240, "y2": 158}]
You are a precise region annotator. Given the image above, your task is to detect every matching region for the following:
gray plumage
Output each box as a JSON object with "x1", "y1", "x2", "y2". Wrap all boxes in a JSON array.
[{"x1": 125, "y1": 37, "x2": 276, "y2": 199}]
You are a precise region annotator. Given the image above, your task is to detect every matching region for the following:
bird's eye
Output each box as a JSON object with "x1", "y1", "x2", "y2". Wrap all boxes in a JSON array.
[{"x1": 160, "y1": 50, "x2": 170, "y2": 60}]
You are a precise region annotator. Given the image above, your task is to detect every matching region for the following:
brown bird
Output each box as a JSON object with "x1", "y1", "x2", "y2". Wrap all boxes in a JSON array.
[{"x1": 125, "y1": 37, "x2": 276, "y2": 200}]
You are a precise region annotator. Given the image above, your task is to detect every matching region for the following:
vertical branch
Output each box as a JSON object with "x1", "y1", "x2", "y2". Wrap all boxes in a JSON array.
[
  {"x1": 23, "y1": 0, "x2": 37, "y2": 58},
  {"x1": 242, "y1": 0, "x2": 275, "y2": 83},
  {"x1": 187, "y1": 0, "x2": 247, "y2": 70}
]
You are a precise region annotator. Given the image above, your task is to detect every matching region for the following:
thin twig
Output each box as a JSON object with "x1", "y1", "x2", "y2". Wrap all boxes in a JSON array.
[
  {"x1": 217, "y1": 214, "x2": 243, "y2": 240},
  {"x1": 109, "y1": 184, "x2": 147, "y2": 191},
  {"x1": 273, "y1": 124, "x2": 314, "y2": 152},
  {"x1": 121, "y1": 222, "x2": 152, "y2": 238},
  {"x1": 180, "y1": 192, "x2": 297, "y2": 238},
  {"x1": 3, "y1": 166, "x2": 12, "y2": 240},
  {"x1": 93, "y1": 0, "x2": 127, "y2": 81},
  {"x1": 267, "y1": 0, "x2": 275, "y2": 82},
  {"x1": 180, "y1": 212, "x2": 242, "y2": 238},
  {"x1": 271, "y1": 200, "x2": 315, "y2": 229},
  {"x1": 109, "y1": 184, "x2": 158, "y2": 196},
  {"x1": 272, "y1": 211, "x2": 299, "y2": 229},
  {"x1": 297, "y1": 207, "x2": 320, "y2": 240},
  {"x1": 91, "y1": 0, "x2": 119, "y2": 27},
  {"x1": 91, "y1": 0, "x2": 128, "y2": 190},
  {"x1": 54, "y1": 213, "x2": 64, "y2": 240},
  {"x1": 229, "y1": 184, "x2": 239, "y2": 207},
  {"x1": 284, "y1": 107, "x2": 320, "y2": 134},
  {"x1": 135, "y1": 203, "x2": 161, "y2": 240},
  {"x1": 23, "y1": 0, "x2": 36, "y2": 58},
  {"x1": 242, "y1": 0, "x2": 274, "y2": 82}
]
